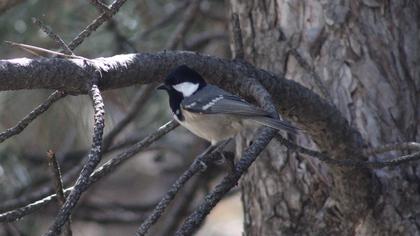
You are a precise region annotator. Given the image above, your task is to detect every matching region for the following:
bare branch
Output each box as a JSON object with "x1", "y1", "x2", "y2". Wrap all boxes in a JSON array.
[
  {"x1": 32, "y1": 18, "x2": 74, "y2": 55},
  {"x1": 287, "y1": 41, "x2": 332, "y2": 102},
  {"x1": 135, "y1": 141, "x2": 229, "y2": 236},
  {"x1": 67, "y1": 0, "x2": 128, "y2": 50},
  {"x1": 0, "y1": 51, "x2": 372, "y2": 168},
  {"x1": 166, "y1": 0, "x2": 201, "y2": 49},
  {"x1": 46, "y1": 151, "x2": 66, "y2": 206},
  {"x1": 102, "y1": 85, "x2": 154, "y2": 150},
  {"x1": 5, "y1": 41, "x2": 83, "y2": 59},
  {"x1": 176, "y1": 128, "x2": 276, "y2": 235},
  {"x1": 44, "y1": 79, "x2": 106, "y2": 236},
  {"x1": 156, "y1": 175, "x2": 206, "y2": 236},
  {"x1": 46, "y1": 150, "x2": 72, "y2": 236},
  {"x1": 275, "y1": 134, "x2": 420, "y2": 168},
  {"x1": 184, "y1": 31, "x2": 228, "y2": 51},
  {"x1": 0, "y1": 90, "x2": 66, "y2": 143},
  {"x1": 139, "y1": 1, "x2": 188, "y2": 39},
  {"x1": 364, "y1": 142, "x2": 420, "y2": 155},
  {"x1": 230, "y1": 13, "x2": 244, "y2": 60},
  {"x1": 88, "y1": 0, "x2": 110, "y2": 13},
  {"x1": 0, "y1": 0, "x2": 25, "y2": 14},
  {"x1": 0, "y1": 120, "x2": 178, "y2": 222}
]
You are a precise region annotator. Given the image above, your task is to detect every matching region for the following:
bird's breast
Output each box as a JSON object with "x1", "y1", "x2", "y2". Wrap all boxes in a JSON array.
[{"x1": 175, "y1": 108, "x2": 243, "y2": 145}]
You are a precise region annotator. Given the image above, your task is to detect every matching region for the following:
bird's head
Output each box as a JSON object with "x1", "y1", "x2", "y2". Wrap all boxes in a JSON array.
[{"x1": 157, "y1": 65, "x2": 206, "y2": 98}]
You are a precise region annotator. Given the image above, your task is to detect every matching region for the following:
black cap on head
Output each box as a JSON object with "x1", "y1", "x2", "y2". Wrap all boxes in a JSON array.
[{"x1": 164, "y1": 65, "x2": 206, "y2": 87}]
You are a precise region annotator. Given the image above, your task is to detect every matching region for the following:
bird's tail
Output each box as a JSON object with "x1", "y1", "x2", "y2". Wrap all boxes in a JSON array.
[{"x1": 250, "y1": 117, "x2": 298, "y2": 134}]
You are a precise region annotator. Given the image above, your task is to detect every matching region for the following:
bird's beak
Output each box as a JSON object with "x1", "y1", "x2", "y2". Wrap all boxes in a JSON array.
[{"x1": 157, "y1": 84, "x2": 169, "y2": 91}]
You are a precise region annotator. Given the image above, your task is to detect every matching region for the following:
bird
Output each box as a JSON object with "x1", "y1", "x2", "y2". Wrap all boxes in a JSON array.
[{"x1": 157, "y1": 65, "x2": 297, "y2": 155}]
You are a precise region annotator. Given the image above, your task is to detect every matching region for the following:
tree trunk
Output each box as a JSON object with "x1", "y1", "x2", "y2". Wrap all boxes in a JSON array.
[{"x1": 230, "y1": 0, "x2": 420, "y2": 235}]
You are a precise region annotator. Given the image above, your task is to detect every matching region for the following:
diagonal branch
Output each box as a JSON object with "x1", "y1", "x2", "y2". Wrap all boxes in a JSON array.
[
  {"x1": 175, "y1": 128, "x2": 276, "y2": 235},
  {"x1": 32, "y1": 18, "x2": 74, "y2": 56},
  {"x1": 44, "y1": 79, "x2": 105, "y2": 236},
  {"x1": 0, "y1": 0, "x2": 25, "y2": 14},
  {"x1": 230, "y1": 13, "x2": 244, "y2": 60},
  {"x1": 139, "y1": 1, "x2": 189, "y2": 39},
  {"x1": 46, "y1": 150, "x2": 73, "y2": 236},
  {"x1": 135, "y1": 141, "x2": 229, "y2": 236},
  {"x1": 102, "y1": 85, "x2": 154, "y2": 150},
  {"x1": 275, "y1": 134, "x2": 420, "y2": 168},
  {"x1": 0, "y1": 90, "x2": 66, "y2": 143},
  {"x1": 165, "y1": 0, "x2": 201, "y2": 49},
  {"x1": 67, "y1": 0, "x2": 128, "y2": 51},
  {"x1": 0, "y1": 120, "x2": 178, "y2": 223}
]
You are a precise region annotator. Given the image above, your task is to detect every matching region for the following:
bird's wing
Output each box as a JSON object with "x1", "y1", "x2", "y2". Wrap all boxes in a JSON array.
[
  {"x1": 181, "y1": 86, "x2": 270, "y2": 117},
  {"x1": 181, "y1": 85, "x2": 298, "y2": 134}
]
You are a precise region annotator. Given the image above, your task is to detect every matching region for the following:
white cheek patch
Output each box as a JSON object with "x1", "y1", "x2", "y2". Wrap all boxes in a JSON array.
[{"x1": 173, "y1": 82, "x2": 199, "y2": 97}]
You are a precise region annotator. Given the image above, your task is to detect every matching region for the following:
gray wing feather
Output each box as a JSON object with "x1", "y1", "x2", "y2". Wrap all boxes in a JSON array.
[
  {"x1": 182, "y1": 85, "x2": 298, "y2": 133},
  {"x1": 251, "y1": 117, "x2": 297, "y2": 134},
  {"x1": 182, "y1": 85, "x2": 269, "y2": 117}
]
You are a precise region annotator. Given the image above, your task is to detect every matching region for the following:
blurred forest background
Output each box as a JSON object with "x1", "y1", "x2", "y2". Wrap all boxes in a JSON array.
[
  {"x1": 2, "y1": 0, "x2": 419, "y2": 235},
  {"x1": 0, "y1": 0, "x2": 241, "y2": 235}
]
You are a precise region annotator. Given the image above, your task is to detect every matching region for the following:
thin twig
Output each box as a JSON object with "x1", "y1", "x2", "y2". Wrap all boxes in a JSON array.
[
  {"x1": 175, "y1": 128, "x2": 276, "y2": 235},
  {"x1": 135, "y1": 141, "x2": 230, "y2": 236},
  {"x1": 0, "y1": 91, "x2": 66, "y2": 144},
  {"x1": 0, "y1": 0, "x2": 25, "y2": 14},
  {"x1": 184, "y1": 31, "x2": 228, "y2": 51},
  {"x1": 274, "y1": 134, "x2": 420, "y2": 168},
  {"x1": 47, "y1": 150, "x2": 72, "y2": 236},
  {"x1": 364, "y1": 142, "x2": 420, "y2": 156},
  {"x1": 166, "y1": 0, "x2": 201, "y2": 49},
  {"x1": 5, "y1": 41, "x2": 84, "y2": 59},
  {"x1": 0, "y1": 111, "x2": 155, "y2": 214},
  {"x1": 288, "y1": 45, "x2": 332, "y2": 102},
  {"x1": 32, "y1": 18, "x2": 74, "y2": 55},
  {"x1": 46, "y1": 151, "x2": 66, "y2": 206},
  {"x1": 156, "y1": 175, "x2": 206, "y2": 236},
  {"x1": 67, "y1": 0, "x2": 128, "y2": 50},
  {"x1": 102, "y1": 85, "x2": 154, "y2": 150},
  {"x1": 88, "y1": 0, "x2": 111, "y2": 13},
  {"x1": 139, "y1": 1, "x2": 188, "y2": 39},
  {"x1": 0, "y1": 121, "x2": 178, "y2": 222},
  {"x1": 44, "y1": 80, "x2": 106, "y2": 236},
  {"x1": 107, "y1": 19, "x2": 138, "y2": 53},
  {"x1": 231, "y1": 13, "x2": 244, "y2": 60}
]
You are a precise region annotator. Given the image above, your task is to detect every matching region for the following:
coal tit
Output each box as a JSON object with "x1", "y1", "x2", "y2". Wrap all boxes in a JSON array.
[{"x1": 157, "y1": 65, "x2": 297, "y2": 146}]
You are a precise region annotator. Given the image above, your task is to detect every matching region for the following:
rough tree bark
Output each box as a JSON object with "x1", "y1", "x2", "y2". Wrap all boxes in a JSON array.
[{"x1": 231, "y1": 0, "x2": 420, "y2": 235}]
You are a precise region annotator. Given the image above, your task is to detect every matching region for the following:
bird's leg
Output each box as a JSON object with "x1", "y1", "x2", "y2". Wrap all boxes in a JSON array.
[
  {"x1": 222, "y1": 151, "x2": 235, "y2": 173},
  {"x1": 194, "y1": 139, "x2": 232, "y2": 172},
  {"x1": 194, "y1": 145, "x2": 216, "y2": 172}
]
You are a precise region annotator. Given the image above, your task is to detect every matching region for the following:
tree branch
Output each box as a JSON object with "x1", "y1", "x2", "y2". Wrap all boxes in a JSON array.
[
  {"x1": 0, "y1": 50, "x2": 376, "y2": 222},
  {"x1": 44, "y1": 79, "x2": 105, "y2": 236},
  {"x1": 139, "y1": 1, "x2": 189, "y2": 39},
  {"x1": 175, "y1": 128, "x2": 276, "y2": 235},
  {"x1": 165, "y1": 0, "x2": 201, "y2": 49},
  {"x1": 0, "y1": 0, "x2": 25, "y2": 14},
  {"x1": 32, "y1": 18, "x2": 74, "y2": 56},
  {"x1": 0, "y1": 50, "x2": 372, "y2": 167},
  {"x1": 67, "y1": 0, "x2": 128, "y2": 51},
  {"x1": 0, "y1": 120, "x2": 178, "y2": 222},
  {"x1": 0, "y1": 90, "x2": 66, "y2": 143},
  {"x1": 275, "y1": 134, "x2": 420, "y2": 168},
  {"x1": 135, "y1": 141, "x2": 229, "y2": 236},
  {"x1": 230, "y1": 13, "x2": 244, "y2": 60},
  {"x1": 46, "y1": 150, "x2": 72, "y2": 236},
  {"x1": 102, "y1": 85, "x2": 154, "y2": 150}
]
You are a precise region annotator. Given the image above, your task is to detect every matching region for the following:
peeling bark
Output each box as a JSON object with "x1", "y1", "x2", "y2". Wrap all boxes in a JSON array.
[{"x1": 231, "y1": 0, "x2": 420, "y2": 235}]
